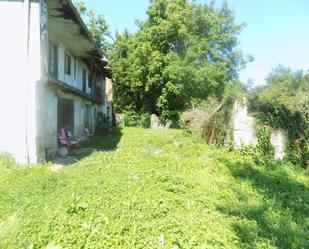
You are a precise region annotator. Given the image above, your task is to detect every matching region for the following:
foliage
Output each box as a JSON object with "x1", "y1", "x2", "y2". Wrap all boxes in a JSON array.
[
  {"x1": 1, "y1": 128, "x2": 309, "y2": 248},
  {"x1": 256, "y1": 126, "x2": 275, "y2": 159},
  {"x1": 123, "y1": 113, "x2": 151, "y2": 128},
  {"x1": 180, "y1": 97, "x2": 221, "y2": 135},
  {"x1": 74, "y1": 1, "x2": 111, "y2": 52},
  {"x1": 110, "y1": 0, "x2": 249, "y2": 121},
  {"x1": 200, "y1": 95, "x2": 235, "y2": 146},
  {"x1": 95, "y1": 112, "x2": 112, "y2": 132},
  {"x1": 239, "y1": 126, "x2": 275, "y2": 165},
  {"x1": 181, "y1": 81, "x2": 248, "y2": 145},
  {"x1": 249, "y1": 66, "x2": 309, "y2": 168},
  {"x1": 0, "y1": 153, "x2": 16, "y2": 168}
]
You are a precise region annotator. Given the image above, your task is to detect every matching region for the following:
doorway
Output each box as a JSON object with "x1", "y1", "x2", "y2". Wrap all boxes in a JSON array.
[{"x1": 57, "y1": 98, "x2": 74, "y2": 132}]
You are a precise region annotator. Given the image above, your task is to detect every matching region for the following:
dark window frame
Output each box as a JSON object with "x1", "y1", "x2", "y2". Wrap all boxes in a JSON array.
[
  {"x1": 64, "y1": 53, "x2": 71, "y2": 76},
  {"x1": 48, "y1": 40, "x2": 58, "y2": 78},
  {"x1": 74, "y1": 59, "x2": 77, "y2": 80},
  {"x1": 82, "y1": 69, "x2": 87, "y2": 92}
]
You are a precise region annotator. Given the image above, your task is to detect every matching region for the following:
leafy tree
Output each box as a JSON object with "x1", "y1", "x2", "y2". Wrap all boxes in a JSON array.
[
  {"x1": 257, "y1": 66, "x2": 309, "y2": 122},
  {"x1": 109, "y1": 30, "x2": 136, "y2": 112},
  {"x1": 110, "y1": 0, "x2": 249, "y2": 120}
]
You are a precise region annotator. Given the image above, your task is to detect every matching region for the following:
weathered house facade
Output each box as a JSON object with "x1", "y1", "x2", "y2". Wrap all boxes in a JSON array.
[{"x1": 0, "y1": 0, "x2": 112, "y2": 163}]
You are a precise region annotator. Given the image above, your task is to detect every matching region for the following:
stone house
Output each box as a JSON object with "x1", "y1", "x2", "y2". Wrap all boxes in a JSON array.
[{"x1": 0, "y1": 0, "x2": 113, "y2": 163}]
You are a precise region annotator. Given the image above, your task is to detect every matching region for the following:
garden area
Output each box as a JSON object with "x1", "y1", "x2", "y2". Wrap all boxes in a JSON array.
[{"x1": 1, "y1": 128, "x2": 309, "y2": 248}]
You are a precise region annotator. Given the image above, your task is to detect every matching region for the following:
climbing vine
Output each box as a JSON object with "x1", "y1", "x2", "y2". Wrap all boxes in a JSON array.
[
  {"x1": 238, "y1": 125, "x2": 275, "y2": 165},
  {"x1": 248, "y1": 66, "x2": 309, "y2": 168}
]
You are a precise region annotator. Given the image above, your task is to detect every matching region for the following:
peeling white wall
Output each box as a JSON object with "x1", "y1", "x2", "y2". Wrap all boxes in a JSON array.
[
  {"x1": 44, "y1": 86, "x2": 58, "y2": 156},
  {"x1": 232, "y1": 100, "x2": 257, "y2": 148},
  {"x1": 271, "y1": 130, "x2": 287, "y2": 160},
  {"x1": 232, "y1": 100, "x2": 288, "y2": 160}
]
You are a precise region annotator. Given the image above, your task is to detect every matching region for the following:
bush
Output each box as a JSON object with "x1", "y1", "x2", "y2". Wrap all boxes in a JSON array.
[
  {"x1": 123, "y1": 113, "x2": 151, "y2": 128},
  {"x1": 237, "y1": 126, "x2": 274, "y2": 166},
  {"x1": 0, "y1": 153, "x2": 16, "y2": 168}
]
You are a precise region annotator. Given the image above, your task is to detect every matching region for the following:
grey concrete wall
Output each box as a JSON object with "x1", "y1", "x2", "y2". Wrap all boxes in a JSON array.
[
  {"x1": 44, "y1": 86, "x2": 58, "y2": 157},
  {"x1": 43, "y1": 87, "x2": 107, "y2": 157},
  {"x1": 74, "y1": 99, "x2": 86, "y2": 138},
  {"x1": 232, "y1": 99, "x2": 258, "y2": 147}
]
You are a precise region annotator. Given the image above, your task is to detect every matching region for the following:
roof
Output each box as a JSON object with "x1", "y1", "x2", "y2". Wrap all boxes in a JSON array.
[{"x1": 47, "y1": 0, "x2": 104, "y2": 60}]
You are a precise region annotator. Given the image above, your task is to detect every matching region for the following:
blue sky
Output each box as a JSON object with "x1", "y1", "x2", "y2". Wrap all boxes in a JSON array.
[{"x1": 79, "y1": 0, "x2": 309, "y2": 85}]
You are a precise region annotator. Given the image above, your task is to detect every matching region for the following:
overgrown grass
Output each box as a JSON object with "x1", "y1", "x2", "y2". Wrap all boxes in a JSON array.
[{"x1": 0, "y1": 128, "x2": 309, "y2": 248}]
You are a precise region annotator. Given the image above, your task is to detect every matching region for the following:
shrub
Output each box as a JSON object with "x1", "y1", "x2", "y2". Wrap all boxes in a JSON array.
[
  {"x1": 123, "y1": 113, "x2": 151, "y2": 128},
  {"x1": 0, "y1": 153, "x2": 16, "y2": 168},
  {"x1": 237, "y1": 126, "x2": 274, "y2": 166}
]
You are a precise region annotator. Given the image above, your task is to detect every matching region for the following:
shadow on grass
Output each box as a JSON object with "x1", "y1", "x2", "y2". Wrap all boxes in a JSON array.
[
  {"x1": 215, "y1": 156, "x2": 309, "y2": 248},
  {"x1": 69, "y1": 127, "x2": 123, "y2": 160},
  {"x1": 86, "y1": 126, "x2": 123, "y2": 150}
]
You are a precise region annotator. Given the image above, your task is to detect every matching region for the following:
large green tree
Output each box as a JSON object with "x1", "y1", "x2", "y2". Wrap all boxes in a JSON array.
[{"x1": 110, "y1": 0, "x2": 248, "y2": 120}]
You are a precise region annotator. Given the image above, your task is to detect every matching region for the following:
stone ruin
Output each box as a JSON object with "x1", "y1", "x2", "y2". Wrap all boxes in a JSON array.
[
  {"x1": 150, "y1": 114, "x2": 171, "y2": 129},
  {"x1": 232, "y1": 99, "x2": 288, "y2": 160}
]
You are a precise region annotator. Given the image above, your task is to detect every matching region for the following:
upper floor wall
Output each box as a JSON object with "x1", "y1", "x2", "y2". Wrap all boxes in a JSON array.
[
  {"x1": 48, "y1": 36, "x2": 107, "y2": 101},
  {"x1": 47, "y1": 0, "x2": 107, "y2": 104},
  {"x1": 48, "y1": 35, "x2": 91, "y2": 93},
  {"x1": 46, "y1": 0, "x2": 108, "y2": 102}
]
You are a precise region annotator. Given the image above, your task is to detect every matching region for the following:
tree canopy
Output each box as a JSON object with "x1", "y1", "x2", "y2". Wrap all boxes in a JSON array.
[
  {"x1": 109, "y1": 0, "x2": 249, "y2": 120},
  {"x1": 258, "y1": 66, "x2": 309, "y2": 120},
  {"x1": 251, "y1": 66, "x2": 309, "y2": 127}
]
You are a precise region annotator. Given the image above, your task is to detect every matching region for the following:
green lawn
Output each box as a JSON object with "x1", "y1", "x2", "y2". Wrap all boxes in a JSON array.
[{"x1": 1, "y1": 128, "x2": 309, "y2": 249}]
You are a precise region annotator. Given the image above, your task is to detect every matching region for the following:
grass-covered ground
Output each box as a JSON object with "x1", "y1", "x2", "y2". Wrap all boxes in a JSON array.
[{"x1": 1, "y1": 128, "x2": 309, "y2": 249}]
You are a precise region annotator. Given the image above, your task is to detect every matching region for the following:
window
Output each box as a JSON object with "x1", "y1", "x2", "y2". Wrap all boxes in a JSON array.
[
  {"x1": 48, "y1": 41, "x2": 58, "y2": 78},
  {"x1": 85, "y1": 105, "x2": 91, "y2": 131},
  {"x1": 64, "y1": 53, "x2": 71, "y2": 75},
  {"x1": 74, "y1": 59, "x2": 77, "y2": 80},
  {"x1": 88, "y1": 74, "x2": 92, "y2": 88},
  {"x1": 82, "y1": 69, "x2": 87, "y2": 92}
]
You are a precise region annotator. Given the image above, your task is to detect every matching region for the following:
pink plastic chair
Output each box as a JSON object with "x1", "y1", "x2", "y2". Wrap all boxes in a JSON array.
[{"x1": 58, "y1": 128, "x2": 72, "y2": 148}]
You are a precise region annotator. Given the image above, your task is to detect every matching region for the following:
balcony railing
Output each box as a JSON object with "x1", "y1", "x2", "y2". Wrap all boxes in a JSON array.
[{"x1": 47, "y1": 76, "x2": 104, "y2": 104}]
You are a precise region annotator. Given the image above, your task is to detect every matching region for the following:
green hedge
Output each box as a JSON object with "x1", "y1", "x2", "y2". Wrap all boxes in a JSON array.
[{"x1": 123, "y1": 114, "x2": 151, "y2": 128}]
